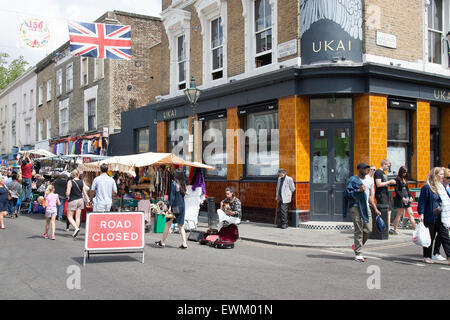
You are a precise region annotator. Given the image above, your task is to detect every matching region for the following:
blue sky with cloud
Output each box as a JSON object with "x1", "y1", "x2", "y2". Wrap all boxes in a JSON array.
[{"x1": 0, "y1": 0, "x2": 161, "y2": 66}]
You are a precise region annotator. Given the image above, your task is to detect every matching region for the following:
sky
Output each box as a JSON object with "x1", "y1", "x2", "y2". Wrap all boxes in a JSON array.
[{"x1": 0, "y1": 0, "x2": 162, "y2": 67}]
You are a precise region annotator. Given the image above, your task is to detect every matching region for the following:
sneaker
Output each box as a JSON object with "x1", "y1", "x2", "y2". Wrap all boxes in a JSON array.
[
  {"x1": 73, "y1": 228, "x2": 80, "y2": 238},
  {"x1": 43, "y1": 233, "x2": 49, "y2": 239},
  {"x1": 50, "y1": 235, "x2": 55, "y2": 240},
  {"x1": 354, "y1": 255, "x2": 365, "y2": 263},
  {"x1": 432, "y1": 254, "x2": 446, "y2": 261}
]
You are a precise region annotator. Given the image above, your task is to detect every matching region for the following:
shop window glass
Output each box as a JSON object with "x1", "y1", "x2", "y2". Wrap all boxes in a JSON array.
[
  {"x1": 167, "y1": 117, "x2": 189, "y2": 161},
  {"x1": 202, "y1": 117, "x2": 227, "y2": 177},
  {"x1": 245, "y1": 109, "x2": 279, "y2": 177},
  {"x1": 136, "y1": 127, "x2": 150, "y2": 154},
  {"x1": 387, "y1": 108, "x2": 411, "y2": 176},
  {"x1": 310, "y1": 98, "x2": 353, "y2": 120}
]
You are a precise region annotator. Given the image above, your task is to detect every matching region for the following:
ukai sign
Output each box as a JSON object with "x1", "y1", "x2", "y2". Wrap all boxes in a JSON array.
[{"x1": 300, "y1": 0, "x2": 363, "y2": 65}]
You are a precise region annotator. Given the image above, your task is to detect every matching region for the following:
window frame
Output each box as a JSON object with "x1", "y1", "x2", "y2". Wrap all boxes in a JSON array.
[
  {"x1": 240, "y1": 102, "x2": 279, "y2": 180},
  {"x1": 46, "y1": 80, "x2": 52, "y2": 102},
  {"x1": 81, "y1": 57, "x2": 88, "y2": 87},
  {"x1": 387, "y1": 103, "x2": 414, "y2": 178},
  {"x1": 66, "y1": 63, "x2": 73, "y2": 92},
  {"x1": 200, "y1": 111, "x2": 228, "y2": 179},
  {"x1": 177, "y1": 34, "x2": 187, "y2": 90},
  {"x1": 38, "y1": 85, "x2": 44, "y2": 106},
  {"x1": 59, "y1": 99, "x2": 69, "y2": 136},
  {"x1": 56, "y1": 69, "x2": 62, "y2": 97},
  {"x1": 210, "y1": 17, "x2": 224, "y2": 80},
  {"x1": 87, "y1": 98, "x2": 97, "y2": 132},
  {"x1": 135, "y1": 127, "x2": 150, "y2": 154},
  {"x1": 427, "y1": 0, "x2": 445, "y2": 65}
]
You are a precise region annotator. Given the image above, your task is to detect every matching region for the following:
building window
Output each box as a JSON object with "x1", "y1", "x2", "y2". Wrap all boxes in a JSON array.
[
  {"x1": 94, "y1": 58, "x2": 104, "y2": 80},
  {"x1": 38, "y1": 85, "x2": 44, "y2": 106},
  {"x1": 59, "y1": 100, "x2": 69, "y2": 136},
  {"x1": 167, "y1": 117, "x2": 189, "y2": 160},
  {"x1": 428, "y1": 0, "x2": 443, "y2": 64},
  {"x1": 177, "y1": 35, "x2": 187, "y2": 90},
  {"x1": 56, "y1": 69, "x2": 62, "y2": 96},
  {"x1": 81, "y1": 57, "x2": 88, "y2": 86},
  {"x1": 135, "y1": 127, "x2": 150, "y2": 154},
  {"x1": 25, "y1": 124, "x2": 30, "y2": 145},
  {"x1": 46, "y1": 80, "x2": 52, "y2": 102},
  {"x1": 46, "y1": 118, "x2": 51, "y2": 140},
  {"x1": 310, "y1": 98, "x2": 353, "y2": 120},
  {"x1": 244, "y1": 108, "x2": 279, "y2": 177},
  {"x1": 23, "y1": 93, "x2": 27, "y2": 114},
  {"x1": 87, "y1": 99, "x2": 96, "y2": 131},
  {"x1": 255, "y1": 0, "x2": 272, "y2": 68},
  {"x1": 211, "y1": 17, "x2": 223, "y2": 80},
  {"x1": 387, "y1": 108, "x2": 412, "y2": 176},
  {"x1": 66, "y1": 64, "x2": 73, "y2": 92},
  {"x1": 38, "y1": 120, "x2": 43, "y2": 141},
  {"x1": 30, "y1": 89, "x2": 34, "y2": 110},
  {"x1": 201, "y1": 114, "x2": 227, "y2": 178}
]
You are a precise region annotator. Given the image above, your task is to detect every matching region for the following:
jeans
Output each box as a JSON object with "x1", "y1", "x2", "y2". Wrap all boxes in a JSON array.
[
  {"x1": 57, "y1": 198, "x2": 66, "y2": 220},
  {"x1": 351, "y1": 206, "x2": 373, "y2": 256},
  {"x1": 7, "y1": 198, "x2": 18, "y2": 216},
  {"x1": 21, "y1": 178, "x2": 32, "y2": 202}
]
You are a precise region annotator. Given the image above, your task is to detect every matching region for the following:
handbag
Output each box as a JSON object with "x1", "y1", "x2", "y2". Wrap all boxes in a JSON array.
[{"x1": 376, "y1": 215, "x2": 386, "y2": 233}]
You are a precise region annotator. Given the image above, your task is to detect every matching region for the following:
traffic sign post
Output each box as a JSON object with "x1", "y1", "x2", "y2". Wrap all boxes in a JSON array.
[{"x1": 84, "y1": 212, "x2": 145, "y2": 266}]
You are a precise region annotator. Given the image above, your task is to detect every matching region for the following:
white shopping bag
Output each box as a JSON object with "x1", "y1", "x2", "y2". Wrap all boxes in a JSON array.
[{"x1": 412, "y1": 222, "x2": 431, "y2": 248}]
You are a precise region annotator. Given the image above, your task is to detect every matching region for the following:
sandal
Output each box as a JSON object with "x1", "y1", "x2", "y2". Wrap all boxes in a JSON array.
[{"x1": 155, "y1": 241, "x2": 165, "y2": 248}]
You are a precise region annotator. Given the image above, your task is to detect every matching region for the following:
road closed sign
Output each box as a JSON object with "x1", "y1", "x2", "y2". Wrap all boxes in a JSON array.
[{"x1": 85, "y1": 212, "x2": 145, "y2": 251}]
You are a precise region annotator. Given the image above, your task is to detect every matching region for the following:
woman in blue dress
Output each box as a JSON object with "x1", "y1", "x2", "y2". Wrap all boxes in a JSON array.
[
  {"x1": 155, "y1": 170, "x2": 188, "y2": 249},
  {"x1": 0, "y1": 176, "x2": 10, "y2": 229}
]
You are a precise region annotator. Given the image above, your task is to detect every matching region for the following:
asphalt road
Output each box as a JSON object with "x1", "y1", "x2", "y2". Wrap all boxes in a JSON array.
[{"x1": 1, "y1": 214, "x2": 449, "y2": 300}]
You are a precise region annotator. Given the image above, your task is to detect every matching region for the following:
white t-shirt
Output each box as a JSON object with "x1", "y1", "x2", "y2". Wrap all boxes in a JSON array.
[
  {"x1": 361, "y1": 175, "x2": 374, "y2": 212},
  {"x1": 91, "y1": 173, "x2": 117, "y2": 206}
]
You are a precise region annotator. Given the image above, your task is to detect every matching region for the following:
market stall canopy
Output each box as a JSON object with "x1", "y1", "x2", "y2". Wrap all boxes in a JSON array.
[
  {"x1": 77, "y1": 152, "x2": 214, "y2": 176},
  {"x1": 19, "y1": 149, "x2": 56, "y2": 158}
]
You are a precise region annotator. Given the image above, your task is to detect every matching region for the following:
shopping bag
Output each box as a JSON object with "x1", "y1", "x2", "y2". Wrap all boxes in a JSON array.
[
  {"x1": 376, "y1": 215, "x2": 386, "y2": 233},
  {"x1": 412, "y1": 222, "x2": 431, "y2": 247}
]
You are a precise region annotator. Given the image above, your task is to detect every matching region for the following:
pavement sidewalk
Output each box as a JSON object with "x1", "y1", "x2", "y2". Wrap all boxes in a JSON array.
[{"x1": 195, "y1": 216, "x2": 414, "y2": 249}]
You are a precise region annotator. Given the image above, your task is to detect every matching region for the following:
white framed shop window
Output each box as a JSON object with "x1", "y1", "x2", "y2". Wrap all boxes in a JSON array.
[{"x1": 162, "y1": 8, "x2": 192, "y2": 96}]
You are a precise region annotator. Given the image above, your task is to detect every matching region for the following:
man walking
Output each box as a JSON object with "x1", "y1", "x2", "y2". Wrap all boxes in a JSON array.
[
  {"x1": 344, "y1": 163, "x2": 381, "y2": 262},
  {"x1": 374, "y1": 159, "x2": 396, "y2": 234},
  {"x1": 91, "y1": 164, "x2": 117, "y2": 212},
  {"x1": 275, "y1": 169, "x2": 296, "y2": 229}
]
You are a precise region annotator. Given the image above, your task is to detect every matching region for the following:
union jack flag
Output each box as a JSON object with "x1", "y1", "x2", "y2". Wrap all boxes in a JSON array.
[{"x1": 68, "y1": 21, "x2": 132, "y2": 60}]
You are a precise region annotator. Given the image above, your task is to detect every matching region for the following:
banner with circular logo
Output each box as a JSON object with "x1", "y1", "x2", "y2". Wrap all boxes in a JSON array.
[{"x1": 19, "y1": 18, "x2": 51, "y2": 49}]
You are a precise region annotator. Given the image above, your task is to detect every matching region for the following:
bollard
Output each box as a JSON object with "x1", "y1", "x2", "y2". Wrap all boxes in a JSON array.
[{"x1": 207, "y1": 197, "x2": 218, "y2": 228}]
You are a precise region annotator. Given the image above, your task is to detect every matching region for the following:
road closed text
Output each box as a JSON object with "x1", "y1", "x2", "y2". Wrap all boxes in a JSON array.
[{"x1": 91, "y1": 220, "x2": 139, "y2": 242}]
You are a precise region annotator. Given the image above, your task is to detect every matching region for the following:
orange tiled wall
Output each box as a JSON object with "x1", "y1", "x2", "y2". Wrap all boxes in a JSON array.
[
  {"x1": 441, "y1": 107, "x2": 450, "y2": 168},
  {"x1": 353, "y1": 94, "x2": 387, "y2": 172},
  {"x1": 157, "y1": 121, "x2": 166, "y2": 153},
  {"x1": 279, "y1": 95, "x2": 310, "y2": 211},
  {"x1": 226, "y1": 107, "x2": 243, "y2": 181},
  {"x1": 412, "y1": 101, "x2": 430, "y2": 182}
]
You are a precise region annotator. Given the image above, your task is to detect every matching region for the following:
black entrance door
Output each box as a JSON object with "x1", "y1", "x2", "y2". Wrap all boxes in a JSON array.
[{"x1": 310, "y1": 122, "x2": 353, "y2": 221}]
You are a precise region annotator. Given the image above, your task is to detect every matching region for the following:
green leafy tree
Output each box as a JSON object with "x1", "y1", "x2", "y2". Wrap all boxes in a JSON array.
[{"x1": 0, "y1": 53, "x2": 29, "y2": 90}]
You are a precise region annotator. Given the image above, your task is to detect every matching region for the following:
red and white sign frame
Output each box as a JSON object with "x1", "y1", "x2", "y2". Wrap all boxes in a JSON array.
[{"x1": 83, "y1": 211, "x2": 145, "y2": 266}]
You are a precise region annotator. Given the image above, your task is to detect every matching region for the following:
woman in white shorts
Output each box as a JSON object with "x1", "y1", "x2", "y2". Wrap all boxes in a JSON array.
[{"x1": 66, "y1": 170, "x2": 90, "y2": 238}]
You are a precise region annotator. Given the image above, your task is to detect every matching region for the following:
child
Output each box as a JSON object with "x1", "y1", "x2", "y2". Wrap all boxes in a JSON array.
[{"x1": 43, "y1": 185, "x2": 60, "y2": 240}]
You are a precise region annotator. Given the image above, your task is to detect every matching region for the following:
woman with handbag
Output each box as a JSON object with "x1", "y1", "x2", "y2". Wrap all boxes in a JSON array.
[
  {"x1": 392, "y1": 166, "x2": 416, "y2": 234},
  {"x1": 418, "y1": 167, "x2": 450, "y2": 265},
  {"x1": 155, "y1": 170, "x2": 188, "y2": 249},
  {"x1": 66, "y1": 169, "x2": 90, "y2": 238}
]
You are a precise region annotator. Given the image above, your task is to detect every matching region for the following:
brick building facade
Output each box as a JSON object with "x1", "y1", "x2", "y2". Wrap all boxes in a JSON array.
[{"x1": 112, "y1": 0, "x2": 450, "y2": 223}]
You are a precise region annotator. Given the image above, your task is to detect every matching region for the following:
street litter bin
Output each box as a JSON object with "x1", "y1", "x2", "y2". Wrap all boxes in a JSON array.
[
  {"x1": 207, "y1": 197, "x2": 218, "y2": 228},
  {"x1": 369, "y1": 205, "x2": 389, "y2": 240},
  {"x1": 154, "y1": 214, "x2": 166, "y2": 233}
]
